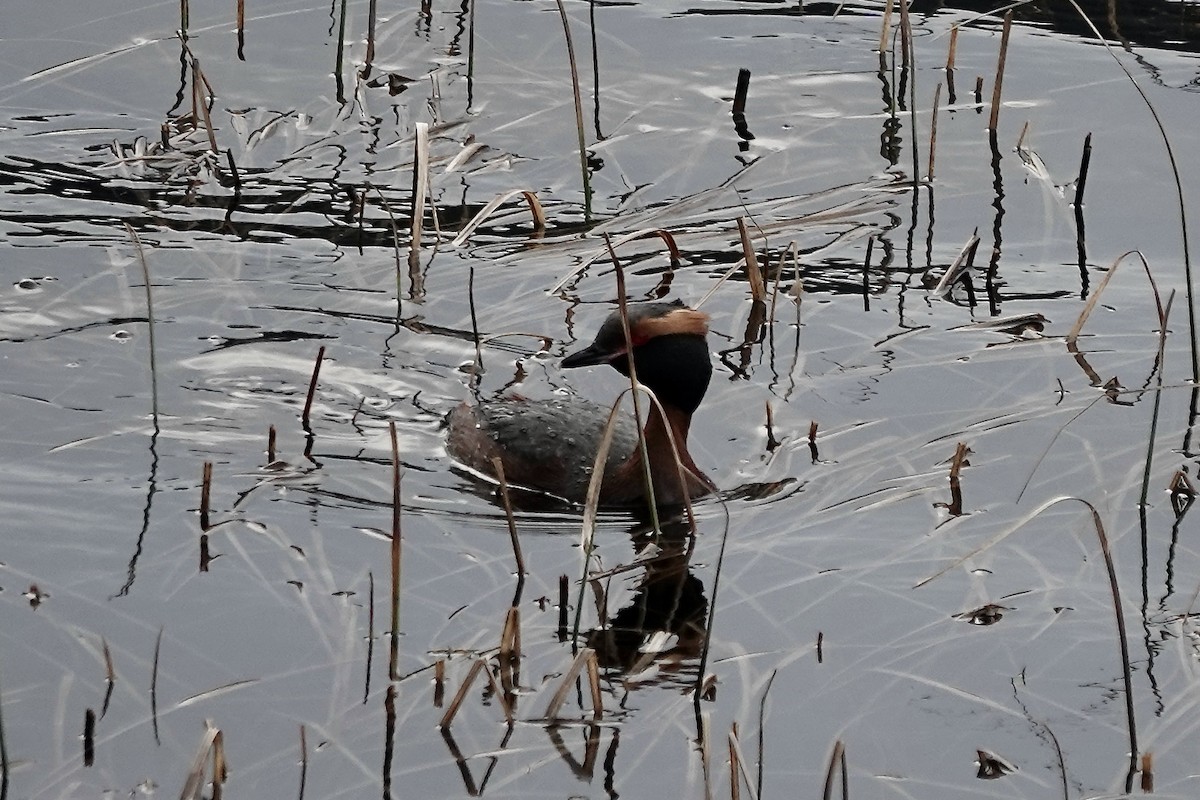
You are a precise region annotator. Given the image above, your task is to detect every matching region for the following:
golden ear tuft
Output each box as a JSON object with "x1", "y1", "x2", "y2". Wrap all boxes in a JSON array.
[{"x1": 638, "y1": 308, "x2": 709, "y2": 340}]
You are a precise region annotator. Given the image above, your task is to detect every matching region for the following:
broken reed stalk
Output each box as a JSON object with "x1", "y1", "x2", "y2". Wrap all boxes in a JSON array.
[
  {"x1": 83, "y1": 708, "x2": 95, "y2": 766},
  {"x1": 1073, "y1": 132, "x2": 1093, "y2": 211},
  {"x1": 947, "y1": 441, "x2": 967, "y2": 516},
  {"x1": 267, "y1": 425, "x2": 276, "y2": 463},
  {"x1": 439, "y1": 657, "x2": 513, "y2": 727},
  {"x1": 301, "y1": 346, "x2": 325, "y2": 431},
  {"x1": 731, "y1": 68, "x2": 754, "y2": 141},
  {"x1": 542, "y1": 648, "x2": 602, "y2": 720},
  {"x1": 179, "y1": 0, "x2": 189, "y2": 37},
  {"x1": 363, "y1": 0, "x2": 378, "y2": 75},
  {"x1": 489, "y1": 457, "x2": 526, "y2": 594},
  {"x1": 807, "y1": 421, "x2": 820, "y2": 463},
  {"x1": 439, "y1": 660, "x2": 481, "y2": 727},
  {"x1": 945, "y1": 26, "x2": 958, "y2": 103},
  {"x1": 877, "y1": 0, "x2": 894, "y2": 72},
  {"x1": 200, "y1": 461, "x2": 212, "y2": 530},
  {"x1": 988, "y1": 11, "x2": 1013, "y2": 134},
  {"x1": 928, "y1": 82, "x2": 942, "y2": 180},
  {"x1": 388, "y1": 421, "x2": 402, "y2": 681},
  {"x1": 123, "y1": 224, "x2": 159, "y2": 426},
  {"x1": 554, "y1": 0, "x2": 592, "y2": 221},
  {"x1": 433, "y1": 659, "x2": 445, "y2": 706},
  {"x1": 1141, "y1": 752, "x2": 1154, "y2": 793},
  {"x1": 737, "y1": 217, "x2": 766, "y2": 302},
  {"x1": 236, "y1": 0, "x2": 245, "y2": 60},
  {"x1": 334, "y1": 0, "x2": 348, "y2": 103},
  {"x1": 408, "y1": 122, "x2": 430, "y2": 271},
  {"x1": 764, "y1": 401, "x2": 779, "y2": 452}
]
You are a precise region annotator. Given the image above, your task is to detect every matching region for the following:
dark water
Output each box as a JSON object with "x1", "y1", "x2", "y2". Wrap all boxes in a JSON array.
[{"x1": 2, "y1": 1, "x2": 1199, "y2": 797}]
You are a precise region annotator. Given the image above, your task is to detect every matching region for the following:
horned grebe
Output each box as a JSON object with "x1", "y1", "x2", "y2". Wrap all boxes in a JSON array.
[{"x1": 447, "y1": 301, "x2": 715, "y2": 507}]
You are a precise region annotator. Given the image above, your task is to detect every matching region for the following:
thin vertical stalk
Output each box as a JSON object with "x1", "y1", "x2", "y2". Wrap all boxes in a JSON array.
[
  {"x1": 554, "y1": 0, "x2": 591, "y2": 221},
  {"x1": 388, "y1": 421, "x2": 402, "y2": 681}
]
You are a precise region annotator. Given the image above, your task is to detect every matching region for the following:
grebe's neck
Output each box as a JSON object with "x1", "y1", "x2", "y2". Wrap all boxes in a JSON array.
[{"x1": 606, "y1": 400, "x2": 714, "y2": 506}]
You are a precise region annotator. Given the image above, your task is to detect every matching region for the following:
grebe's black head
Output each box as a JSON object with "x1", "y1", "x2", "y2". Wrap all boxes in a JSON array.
[{"x1": 562, "y1": 301, "x2": 712, "y2": 415}]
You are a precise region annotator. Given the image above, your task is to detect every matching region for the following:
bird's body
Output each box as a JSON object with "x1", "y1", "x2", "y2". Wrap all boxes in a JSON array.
[{"x1": 447, "y1": 301, "x2": 715, "y2": 507}]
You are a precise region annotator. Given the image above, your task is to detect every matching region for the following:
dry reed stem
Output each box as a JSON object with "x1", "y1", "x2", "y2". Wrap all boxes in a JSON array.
[
  {"x1": 123, "y1": 223, "x2": 158, "y2": 424},
  {"x1": 179, "y1": 721, "x2": 222, "y2": 800},
  {"x1": 449, "y1": 189, "x2": 545, "y2": 247},
  {"x1": 728, "y1": 724, "x2": 759, "y2": 800},
  {"x1": 821, "y1": 739, "x2": 845, "y2": 800},
  {"x1": 83, "y1": 708, "x2": 95, "y2": 767},
  {"x1": 408, "y1": 122, "x2": 429, "y2": 271},
  {"x1": 100, "y1": 638, "x2": 115, "y2": 720},
  {"x1": 1139, "y1": 289, "x2": 1175, "y2": 507},
  {"x1": 267, "y1": 425, "x2": 276, "y2": 463},
  {"x1": 489, "y1": 457, "x2": 526, "y2": 589},
  {"x1": 433, "y1": 659, "x2": 445, "y2": 707},
  {"x1": 554, "y1": 0, "x2": 591, "y2": 220},
  {"x1": 1066, "y1": 251, "x2": 1163, "y2": 346},
  {"x1": 301, "y1": 346, "x2": 325, "y2": 431},
  {"x1": 928, "y1": 82, "x2": 942, "y2": 180},
  {"x1": 737, "y1": 217, "x2": 766, "y2": 302},
  {"x1": 388, "y1": 421, "x2": 402, "y2": 681},
  {"x1": 549, "y1": 228, "x2": 682, "y2": 293},
  {"x1": 756, "y1": 669, "x2": 777, "y2": 799},
  {"x1": 298, "y1": 724, "x2": 308, "y2": 800},
  {"x1": 1141, "y1": 752, "x2": 1153, "y2": 793},
  {"x1": 947, "y1": 441, "x2": 968, "y2": 516},
  {"x1": 764, "y1": 402, "x2": 779, "y2": 452},
  {"x1": 200, "y1": 461, "x2": 212, "y2": 531},
  {"x1": 877, "y1": 0, "x2": 894, "y2": 72},
  {"x1": 931, "y1": 231, "x2": 981, "y2": 296},
  {"x1": 438, "y1": 659, "x2": 484, "y2": 727},
  {"x1": 542, "y1": 648, "x2": 602, "y2": 720},
  {"x1": 1073, "y1": 131, "x2": 1093, "y2": 210},
  {"x1": 729, "y1": 723, "x2": 740, "y2": 800},
  {"x1": 1063, "y1": 0, "x2": 1194, "y2": 386},
  {"x1": 150, "y1": 626, "x2": 162, "y2": 744},
  {"x1": 987, "y1": 11, "x2": 1013, "y2": 133},
  {"x1": 363, "y1": 0, "x2": 378, "y2": 75},
  {"x1": 236, "y1": 0, "x2": 245, "y2": 59},
  {"x1": 190, "y1": 60, "x2": 219, "y2": 154}
]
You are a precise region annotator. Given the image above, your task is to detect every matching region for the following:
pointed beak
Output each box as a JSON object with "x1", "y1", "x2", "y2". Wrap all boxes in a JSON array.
[{"x1": 562, "y1": 341, "x2": 620, "y2": 368}]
